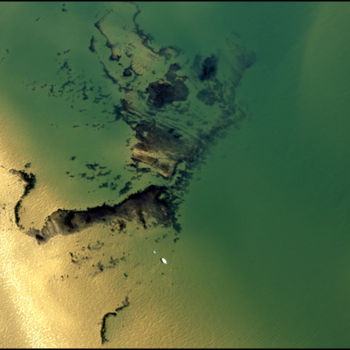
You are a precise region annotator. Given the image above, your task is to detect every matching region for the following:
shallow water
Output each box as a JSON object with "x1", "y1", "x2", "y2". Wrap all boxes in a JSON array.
[
  {"x1": 138, "y1": 2, "x2": 350, "y2": 347},
  {"x1": 1, "y1": 2, "x2": 350, "y2": 348}
]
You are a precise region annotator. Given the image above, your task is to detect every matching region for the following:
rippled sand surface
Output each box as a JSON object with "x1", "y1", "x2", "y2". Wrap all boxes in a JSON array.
[{"x1": 1, "y1": 2, "x2": 350, "y2": 348}]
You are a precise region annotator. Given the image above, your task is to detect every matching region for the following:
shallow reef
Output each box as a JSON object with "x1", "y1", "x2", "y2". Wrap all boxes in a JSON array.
[
  {"x1": 13, "y1": 2, "x2": 255, "y2": 246},
  {"x1": 25, "y1": 184, "x2": 177, "y2": 244}
]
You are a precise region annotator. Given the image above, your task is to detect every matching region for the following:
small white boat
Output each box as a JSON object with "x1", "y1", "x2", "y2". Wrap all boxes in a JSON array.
[{"x1": 160, "y1": 257, "x2": 167, "y2": 264}]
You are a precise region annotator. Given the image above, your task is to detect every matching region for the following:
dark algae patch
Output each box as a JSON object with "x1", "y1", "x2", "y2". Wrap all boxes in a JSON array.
[
  {"x1": 146, "y1": 63, "x2": 189, "y2": 108},
  {"x1": 199, "y1": 55, "x2": 218, "y2": 81},
  {"x1": 119, "y1": 181, "x2": 132, "y2": 195}
]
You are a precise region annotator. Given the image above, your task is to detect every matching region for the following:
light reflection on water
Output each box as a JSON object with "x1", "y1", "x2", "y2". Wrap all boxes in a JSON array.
[{"x1": 1, "y1": 2, "x2": 350, "y2": 347}]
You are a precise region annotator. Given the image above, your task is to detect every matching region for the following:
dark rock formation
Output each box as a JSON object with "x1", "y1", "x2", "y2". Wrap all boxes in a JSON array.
[
  {"x1": 146, "y1": 63, "x2": 189, "y2": 108},
  {"x1": 100, "y1": 296, "x2": 130, "y2": 344},
  {"x1": 131, "y1": 122, "x2": 196, "y2": 178},
  {"x1": 146, "y1": 80, "x2": 188, "y2": 108},
  {"x1": 10, "y1": 169, "x2": 36, "y2": 229},
  {"x1": 100, "y1": 312, "x2": 117, "y2": 344},
  {"x1": 123, "y1": 67, "x2": 132, "y2": 77},
  {"x1": 89, "y1": 35, "x2": 96, "y2": 53},
  {"x1": 26, "y1": 185, "x2": 177, "y2": 244}
]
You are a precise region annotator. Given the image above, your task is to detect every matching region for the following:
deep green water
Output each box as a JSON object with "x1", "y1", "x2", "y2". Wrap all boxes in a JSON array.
[
  {"x1": 137, "y1": 2, "x2": 350, "y2": 347},
  {"x1": 1, "y1": 2, "x2": 350, "y2": 347}
]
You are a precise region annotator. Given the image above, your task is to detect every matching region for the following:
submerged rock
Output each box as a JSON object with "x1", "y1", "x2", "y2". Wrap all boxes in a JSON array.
[
  {"x1": 14, "y1": 2, "x2": 255, "y2": 244},
  {"x1": 26, "y1": 185, "x2": 177, "y2": 243},
  {"x1": 100, "y1": 296, "x2": 130, "y2": 344},
  {"x1": 92, "y1": 4, "x2": 255, "y2": 179},
  {"x1": 9, "y1": 169, "x2": 36, "y2": 230},
  {"x1": 199, "y1": 55, "x2": 218, "y2": 81},
  {"x1": 146, "y1": 79, "x2": 189, "y2": 108},
  {"x1": 131, "y1": 123, "x2": 194, "y2": 178}
]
